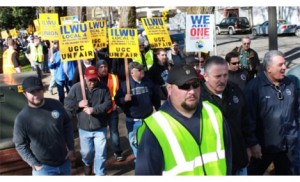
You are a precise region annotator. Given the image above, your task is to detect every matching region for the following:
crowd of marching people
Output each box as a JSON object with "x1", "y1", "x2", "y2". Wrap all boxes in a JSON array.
[{"x1": 2, "y1": 30, "x2": 299, "y2": 176}]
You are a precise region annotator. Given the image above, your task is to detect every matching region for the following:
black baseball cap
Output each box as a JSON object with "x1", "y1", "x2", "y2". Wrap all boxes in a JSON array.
[
  {"x1": 96, "y1": 59, "x2": 108, "y2": 68},
  {"x1": 167, "y1": 64, "x2": 199, "y2": 86},
  {"x1": 22, "y1": 76, "x2": 44, "y2": 92},
  {"x1": 185, "y1": 55, "x2": 199, "y2": 65}
]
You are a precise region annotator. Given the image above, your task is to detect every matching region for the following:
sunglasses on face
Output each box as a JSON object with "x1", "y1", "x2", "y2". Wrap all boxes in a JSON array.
[
  {"x1": 178, "y1": 81, "x2": 200, "y2": 90},
  {"x1": 274, "y1": 85, "x2": 284, "y2": 100},
  {"x1": 243, "y1": 43, "x2": 250, "y2": 45},
  {"x1": 231, "y1": 61, "x2": 240, "y2": 65}
]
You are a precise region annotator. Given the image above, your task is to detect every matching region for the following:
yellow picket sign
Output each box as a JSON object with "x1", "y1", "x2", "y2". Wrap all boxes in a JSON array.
[
  {"x1": 58, "y1": 22, "x2": 94, "y2": 61},
  {"x1": 87, "y1": 20, "x2": 107, "y2": 49},
  {"x1": 9, "y1": 28, "x2": 19, "y2": 39},
  {"x1": 141, "y1": 17, "x2": 172, "y2": 49},
  {"x1": 1, "y1": 30, "x2": 9, "y2": 39},
  {"x1": 60, "y1": 16, "x2": 79, "y2": 25},
  {"x1": 39, "y1": 13, "x2": 59, "y2": 40},
  {"x1": 108, "y1": 28, "x2": 139, "y2": 59},
  {"x1": 27, "y1": 25, "x2": 34, "y2": 33},
  {"x1": 33, "y1": 19, "x2": 40, "y2": 34}
]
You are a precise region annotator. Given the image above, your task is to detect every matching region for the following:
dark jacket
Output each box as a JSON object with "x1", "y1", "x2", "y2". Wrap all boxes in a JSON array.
[
  {"x1": 147, "y1": 61, "x2": 169, "y2": 100},
  {"x1": 201, "y1": 81, "x2": 248, "y2": 174},
  {"x1": 244, "y1": 72, "x2": 299, "y2": 153},
  {"x1": 115, "y1": 76, "x2": 161, "y2": 119},
  {"x1": 228, "y1": 69, "x2": 250, "y2": 91},
  {"x1": 64, "y1": 81, "x2": 112, "y2": 131},
  {"x1": 232, "y1": 46, "x2": 261, "y2": 79}
]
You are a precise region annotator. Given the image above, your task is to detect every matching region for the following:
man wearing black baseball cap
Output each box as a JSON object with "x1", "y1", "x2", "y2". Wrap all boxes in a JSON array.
[
  {"x1": 13, "y1": 76, "x2": 75, "y2": 175},
  {"x1": 136, "y1": 64, "x2": 232, "y2": 175}
]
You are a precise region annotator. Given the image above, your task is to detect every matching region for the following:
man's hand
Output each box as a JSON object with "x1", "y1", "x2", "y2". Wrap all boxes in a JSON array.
[
  {"x1": 78, "y1": 100, "x2": 89, "y2": 108},
  {"x1": 65, "y1": 150, "x2": 76, "y2": 161},
  {"x1": 112, "y1": 104, "x2": 117, "y2": 111},
  {"x1": 34, "y1": 165, "x2": 43, "y2": 171},
  {"x1": 83, "y1": 107, "x2": 94, "y2": 115},
  {"x1": 250, "y1": 144, "x2": 262, "y2": 159},
  {"x1": 246, "y1": 147, "x2": 252, "y2": 162},
  {"x1": 124, "y1": 94, "x2": 132, "y2": 102}
]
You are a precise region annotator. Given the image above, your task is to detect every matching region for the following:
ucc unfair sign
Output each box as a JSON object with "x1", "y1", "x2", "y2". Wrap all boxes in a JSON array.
[{"x1": 58, "y1": 23, "x2": 94, "y2": 61}]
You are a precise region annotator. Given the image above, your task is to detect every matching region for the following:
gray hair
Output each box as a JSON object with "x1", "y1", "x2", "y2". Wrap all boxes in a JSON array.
[
  {"x1": 203, "y1": 56, "x2": 227, "y2": 74},
  {"x1": 263, "y1": 50, "x2": 284, "y2": 71},
  {"x1": 241, "y1": 36, "x2": 251, "y2": 42}
]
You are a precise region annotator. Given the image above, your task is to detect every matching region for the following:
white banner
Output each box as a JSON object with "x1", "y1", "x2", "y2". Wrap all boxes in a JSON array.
[{"x1": 185, "y1": 14, "x2": 214, "y2": 52}]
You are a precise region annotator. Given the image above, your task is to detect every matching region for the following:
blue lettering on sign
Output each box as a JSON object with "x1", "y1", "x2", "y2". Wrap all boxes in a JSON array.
[
  {"x1": 143, "y1": 18, "x2": 163, "y2": 26},
  {"x1": 89, "y1": 21, "x2": 105, "y2": 29},
  {"x1": 110, "y1": 29, "x2": 135, "y2": 36},
  {"x1": 60, "y1": 24, "x2": 87, "y2": 34},
  {"x1": 191, "y1": 15, "x2": 210, "y2": 25}
]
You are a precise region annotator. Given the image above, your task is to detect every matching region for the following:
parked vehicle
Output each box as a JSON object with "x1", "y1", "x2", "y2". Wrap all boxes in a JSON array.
[
  {"x1": 295, "y1": 25, "x2": 300, "y2": 37},
  {"x1": 216, "y1": 17, "x2": 251, "y2": 35},
  {"x1": 169, "y1": 30, "x2": 185, "y2": 52},
  {"x1": 252, "y1": 20, "x2": 297, "y2": 37}
]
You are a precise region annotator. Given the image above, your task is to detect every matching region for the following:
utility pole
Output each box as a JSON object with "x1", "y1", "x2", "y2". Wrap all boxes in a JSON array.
[
  {"x1": 268, "y1": 7, "x2": 278, "y2": 50},
  {"x1": 109, "y1": 7, "x2": 113, "y2": 28}
]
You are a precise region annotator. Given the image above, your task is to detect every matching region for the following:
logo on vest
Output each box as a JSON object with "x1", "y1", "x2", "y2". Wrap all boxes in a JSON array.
[
  {"x1": 232, "y1": 96, "x2": 239, "y2": 103},
  {"x1": 286, "y1": 89, "x2": 291, "y2": 96},
  {"x1": 240, "y1": 74, "x2": 247, "y2": 81},
  {"x1": 51, "y1": 110, "x2": 60, "y2": 119}
]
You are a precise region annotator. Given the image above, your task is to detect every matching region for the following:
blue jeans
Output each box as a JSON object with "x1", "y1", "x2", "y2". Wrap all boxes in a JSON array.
[
  {"x1": 35, "y1": 62, "x2": 43, "y2": 79},
  {"x1": 56, "y1": 79, "x2": 72, "y2": 104},
  {"x1": 43, "y1": 54, "x2": 49, "y2": 72},
  {"x1": 79, "y1": 128, "x2": 107, "y2": 176},
  {"x1": 32, "y1": 159, "x2": 71, "y2": 176},
  {"x1": 293, "y1": 128, "x2": 300, "y2": 174},
  {"x1": 48, "y1": 69, "x2": 56, "y2": 91},
  {"x1": 107, "y1": 110, "x2": 122, "y2": 154},
  {"x1": 235, "y1": 167, "x2": 247, "y2": 175},
  {"x1": 125, "y1": 118, "x2": 142, "y2": 160}
]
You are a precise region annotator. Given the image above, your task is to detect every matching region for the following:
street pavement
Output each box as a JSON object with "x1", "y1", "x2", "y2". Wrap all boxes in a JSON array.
[{"x1": 41, "y1": 34, "x2": 300, "y2": 176}]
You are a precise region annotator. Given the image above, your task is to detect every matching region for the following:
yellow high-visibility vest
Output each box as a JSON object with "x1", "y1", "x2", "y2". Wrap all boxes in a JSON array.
[
  {"x1": 133, "y1": 49, "x2": 153, "y2": 70},
  {"x1": 2, "y1": 49, "x2": 17, "y2": 74},
  {"x1": 30, "y1": 44, "x2": 43, "y2": 62},
  {"x1": 139, "y1": 101, "x2": 227, "y2": 175}
]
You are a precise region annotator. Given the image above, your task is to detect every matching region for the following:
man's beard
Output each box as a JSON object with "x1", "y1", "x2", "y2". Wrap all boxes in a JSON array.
[
  {"x1": 181, "y1": 100, "x2": 198, "y2": 111},
  {"x1": 29, "y1": 98, "x2": 44, "y2": 107}
]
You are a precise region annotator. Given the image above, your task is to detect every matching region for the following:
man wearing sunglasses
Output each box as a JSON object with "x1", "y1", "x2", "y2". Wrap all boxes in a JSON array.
[
  {"x1": 135, "y1": 64, "x2": 232, "y2": 175},
  {"x1": 244, "y1": 50, "x2": 299, "y2": 175},
  {"x1": 232, "y1": 36, "x2": 260, "y2": 80},
  {"x1": 200, "y1": 56, "x2": 249, "y2": 175},
  {"x1": 226, "y1": 51, "x2": 250, "y2": 91}
]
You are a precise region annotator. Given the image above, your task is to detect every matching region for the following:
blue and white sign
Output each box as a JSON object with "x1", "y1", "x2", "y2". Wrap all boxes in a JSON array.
[{"x1": 185, "y1": 14, "x2": 214, "y2": 52}]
